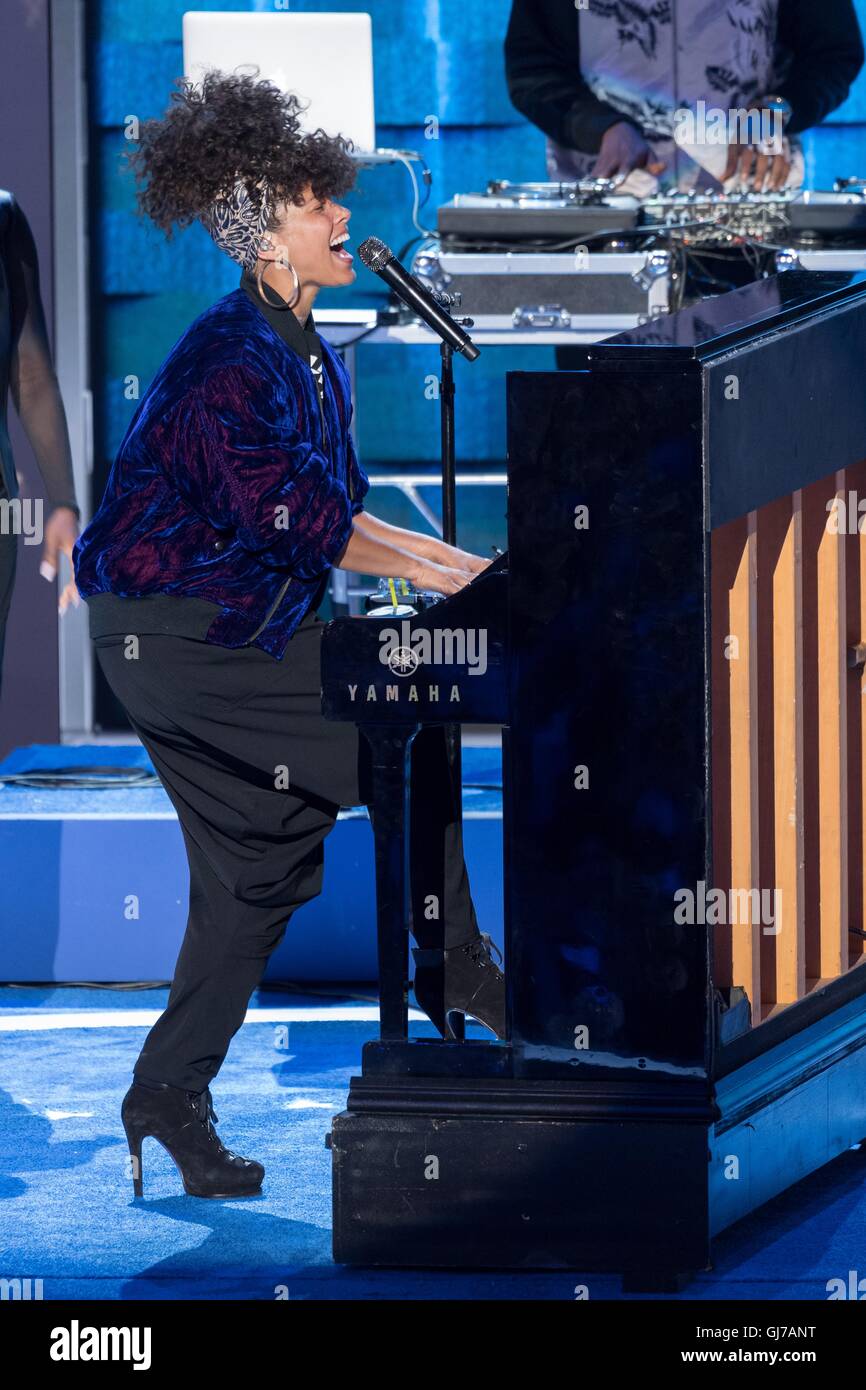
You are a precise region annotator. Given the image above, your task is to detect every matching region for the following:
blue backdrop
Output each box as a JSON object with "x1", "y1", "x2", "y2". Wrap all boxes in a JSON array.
[{"x1": 87, "y1": 0, "x2": 866, "y2": 528}]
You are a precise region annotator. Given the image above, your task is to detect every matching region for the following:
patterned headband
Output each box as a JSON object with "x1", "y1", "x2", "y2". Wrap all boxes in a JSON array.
[{"x1": 199, "y1": 177, "x2": 273, "y2": 271}]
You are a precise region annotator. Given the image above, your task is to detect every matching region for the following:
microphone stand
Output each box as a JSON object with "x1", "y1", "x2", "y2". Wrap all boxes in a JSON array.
[
  {"x1": 439, "y1": 338, "x2": 462, "y2": 829},
  {"x1": 440, "y1": 340, "x2": 457, "y2": 548},
  {"x1": 432, "y1": 295, "x2": 475, "y2": 840}
]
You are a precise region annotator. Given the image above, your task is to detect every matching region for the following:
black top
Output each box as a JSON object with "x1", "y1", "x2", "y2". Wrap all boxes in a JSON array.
[
  {"x1": 0, "y1": 190, "x2": 78, "y2": 512},
  {"x1": 504, "y1": 0, "x2": 865, "y2": 152}
]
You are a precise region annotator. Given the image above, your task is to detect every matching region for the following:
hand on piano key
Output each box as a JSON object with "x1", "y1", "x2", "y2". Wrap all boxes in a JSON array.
[
  {"x1": 424, "y1": 541, "x2": 493, "y2": 581},
  {"x1": 338, "y1": 513, "x2": 494, "y2": 596},
  {"x1": 411, "y1": 555, "x2": 485, "y2": 596}
]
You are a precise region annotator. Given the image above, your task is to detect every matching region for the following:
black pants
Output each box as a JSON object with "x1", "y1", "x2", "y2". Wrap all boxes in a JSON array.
[{"x1": 94, "y1": 608, "x2": 479, "y2": 1092}]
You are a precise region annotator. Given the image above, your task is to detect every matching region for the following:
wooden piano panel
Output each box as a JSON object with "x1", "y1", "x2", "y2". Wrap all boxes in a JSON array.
[
  {"x1": 712, "y1": 465, "x2": 866, "y2": 1026},
  {"x1": 851, "y1": 459, "x2": 866, "y2": 967},
  {"x1": 769, "y1": 489, "x2": 806, "y2": 1006},
  {"x1": 815, "y1": 472, "x2": 848, "y2": 981},
  {"x1": 711, "y1": 512, "x2": 760, "y2": 1014}
]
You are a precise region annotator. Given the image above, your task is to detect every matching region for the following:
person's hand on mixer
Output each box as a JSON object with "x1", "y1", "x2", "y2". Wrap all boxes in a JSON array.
[
  {"x1": 722, "y1": 136, "x2": 793, "y2": 192},
  {"x1": 723, "y1": 95, "x2": 797, "y2": 192},
  {"x1": 592, "y1": 121, "x2": 667, "y2": 180}
]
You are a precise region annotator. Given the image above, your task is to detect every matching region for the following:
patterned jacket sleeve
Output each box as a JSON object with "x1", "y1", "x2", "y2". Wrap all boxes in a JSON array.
[
  {"x1": 174, "y1": 357, "x2": 354, "y2": 581},
  {"x1": 346, "y1": 404, "x2": 370, "y2": 518}
]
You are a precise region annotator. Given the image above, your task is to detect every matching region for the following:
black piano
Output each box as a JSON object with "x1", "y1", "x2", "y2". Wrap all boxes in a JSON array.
[{"x1": 321, "y1": 271, "x2": 866, "y2": 1285}]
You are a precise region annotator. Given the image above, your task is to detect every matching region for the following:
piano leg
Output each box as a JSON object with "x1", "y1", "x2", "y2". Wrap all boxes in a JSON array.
[
  {"x1": 361, "y1": 723, "x2": 419, "y2": 1041},
  {"x1": 410, "y1": 725, "x2": 476, "y2": 1042},
  {"x1": 362, "y1": 722, "x2": 477, "y2": 1042}
]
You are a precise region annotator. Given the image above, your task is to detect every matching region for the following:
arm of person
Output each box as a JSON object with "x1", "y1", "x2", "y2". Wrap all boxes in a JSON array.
[
  {"x1": 331, "y1": 422, "x2": 489, "y2": 593},
  {"x1": 174, "y1": 362, "x2": 487, "y2": 597},
  {"x1": 775, "y1": 0, "x2": 865, "y2": 134},
  {"x1": 349, "y1": 511, "x2": 490, "y2": 579},
  {"x1": 724, "y1": 0, "x2": 864, "y2": 191},
  {"x1": 504, "y1": 0, "x2": 637, "y2": 154},
  {"x1": 333, "y1": 520, "x2": 481, "y2": 597},
  {"x1": 5, "y1": 194, "x2": 80, "y2": 610}
]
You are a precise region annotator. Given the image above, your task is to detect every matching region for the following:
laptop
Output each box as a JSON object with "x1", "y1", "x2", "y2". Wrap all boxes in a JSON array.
[{"x1": 182, "y1": 11, "x2": 376, "y2": 155}]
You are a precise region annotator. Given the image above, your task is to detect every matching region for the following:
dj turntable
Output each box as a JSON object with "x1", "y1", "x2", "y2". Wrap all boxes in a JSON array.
[
  {"x1": 425, "y1": 177, "x2": 866, "y2": 326},
  {"x1": 438, "y1": 178, "x2": 641, "y2": 245},
  {"x1": 438, "y1": 178, "x2": 866, "y2": 249}
]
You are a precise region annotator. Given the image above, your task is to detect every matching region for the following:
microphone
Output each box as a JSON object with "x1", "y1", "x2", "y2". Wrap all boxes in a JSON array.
[{"x1": 358, "y1": 236, "x2": 480, "y2": 361}]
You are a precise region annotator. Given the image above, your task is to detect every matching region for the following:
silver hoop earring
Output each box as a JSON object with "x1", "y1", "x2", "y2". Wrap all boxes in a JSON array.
[{"x1": 255, "y1": 257, "x2": 300, "y2": 311}]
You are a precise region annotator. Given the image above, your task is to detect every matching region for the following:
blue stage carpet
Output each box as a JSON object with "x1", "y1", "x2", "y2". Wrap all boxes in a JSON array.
[{"x1": 1, "y1": 985, "x2": 864, "y2": 1301}]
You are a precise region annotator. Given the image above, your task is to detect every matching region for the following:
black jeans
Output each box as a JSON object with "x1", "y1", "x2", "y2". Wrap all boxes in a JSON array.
[{"x1": 94, "y1": 608, "x2": 479, "y2": 1092}]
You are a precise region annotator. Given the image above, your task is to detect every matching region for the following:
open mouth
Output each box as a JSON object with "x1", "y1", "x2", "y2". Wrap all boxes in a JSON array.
[{"x1": 329, "y1": 231, "x2": 353, "y2": 263}]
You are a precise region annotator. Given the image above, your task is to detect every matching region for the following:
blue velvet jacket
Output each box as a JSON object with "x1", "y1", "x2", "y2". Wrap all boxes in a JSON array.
[{"x1": 73, "y1": 289, "x2": 369, "y2": 657}]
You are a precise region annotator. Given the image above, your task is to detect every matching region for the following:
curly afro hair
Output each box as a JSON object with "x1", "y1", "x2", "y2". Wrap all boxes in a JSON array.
[{"x1": 127, "y1": 70, "x2": 358, "y2": 236}]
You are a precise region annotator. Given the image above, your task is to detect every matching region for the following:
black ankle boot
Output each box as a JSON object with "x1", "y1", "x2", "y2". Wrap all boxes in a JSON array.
[
  {"x1": 122, "y1": 1080, "x2": 264, "y2": 1199},
  {"x1": 413, "y1": 932, "x2": 506, "y2": 1040}
]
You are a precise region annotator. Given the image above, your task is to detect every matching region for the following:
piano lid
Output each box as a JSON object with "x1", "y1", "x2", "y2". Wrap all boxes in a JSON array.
[{"x1": 578, "y1": 269, "x2": 866, "y2": 362}]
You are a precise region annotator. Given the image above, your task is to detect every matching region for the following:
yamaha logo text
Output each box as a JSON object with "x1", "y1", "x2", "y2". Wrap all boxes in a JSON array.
[{"x1": 378, "y1": 622, "x2": 488, "y2": 677}]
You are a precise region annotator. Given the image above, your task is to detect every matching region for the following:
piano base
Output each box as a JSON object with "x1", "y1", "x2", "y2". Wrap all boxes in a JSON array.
[
  {"x1": 328, "y1": 987, "x2": 866, "y2": 1276},
  {"x1": 328, "y1": 1069, "x2": 713, "y2": 1275}
]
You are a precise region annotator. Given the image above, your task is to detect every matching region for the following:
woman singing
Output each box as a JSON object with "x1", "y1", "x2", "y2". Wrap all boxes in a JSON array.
[{"x1": 73, "y1": 74, "x2": 504, "y2": 1200}]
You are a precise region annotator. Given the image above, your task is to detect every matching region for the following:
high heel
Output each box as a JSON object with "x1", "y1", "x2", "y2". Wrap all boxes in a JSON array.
[
  {"x1": 121, "y1": 1080, "x2": 264, "y2": 1199},
  {"x1": 413, "y1": 932, "x2": 506, "y2": 1040}
]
